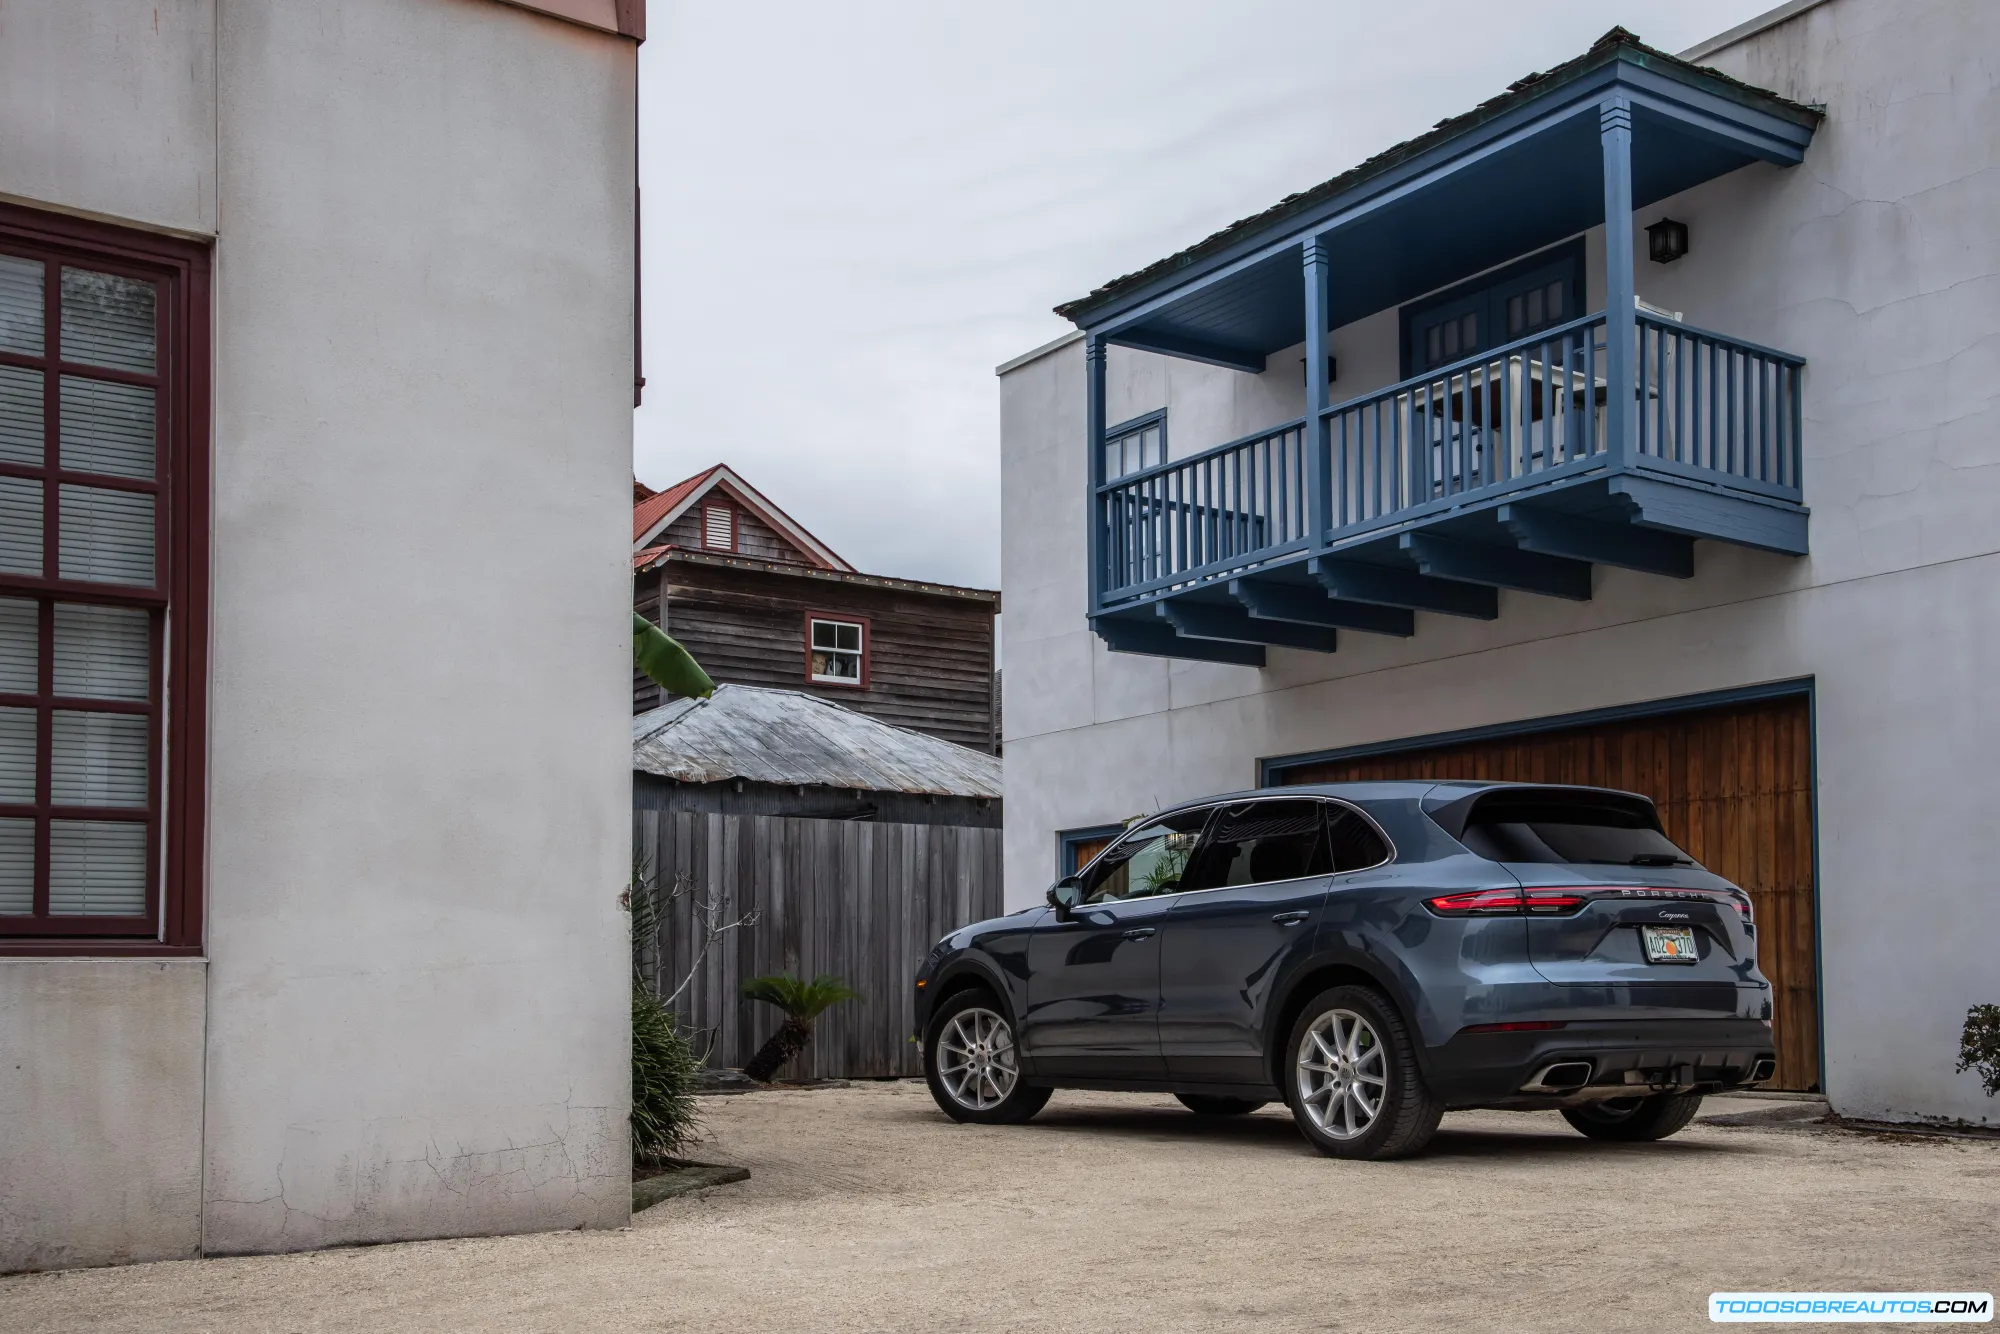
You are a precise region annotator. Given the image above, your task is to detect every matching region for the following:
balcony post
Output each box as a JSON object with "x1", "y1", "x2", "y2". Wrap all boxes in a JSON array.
[
  {"x1": 1600, "y1": 95, "x2": 1636, "y2": 464},
  {"x1": 1085, "y1": 333, "x2": 1108, "y2": 614},
  {"x1": 1302, "y1": 236, "x2": 1331, "y2": 543}
]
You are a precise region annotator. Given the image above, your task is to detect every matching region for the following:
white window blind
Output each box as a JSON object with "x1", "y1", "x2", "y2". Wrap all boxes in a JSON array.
[
  {"x1": 58, "y1": 484, "x2": 154, "y2": 586},
  {"x1": 0, "y1": 254, "x2": 42, "y2": 356},
  {"x1": 0, "y1": 365, "x2": 42, "y2": 466},
  {"x1": 60, "y1": 268, "x2": 155, "y2": 375},
  {"x1": 0, "y1": 817, "x2": 31, "y2": 915},
  {"x1": 48, "y1": 820, "x2": 146, "y2": 915},
  {"x1": 59, "y1": 377, "x2": 155, "y2": 480},
  {"x1": 0, "y1": 475, "x2": 42, "y2": 577},
  {"x1": 0, "y1": 251, "x2": 164, "y2": 928},
  {"x1": 703, "y1": 504, "x2": 733, "y2": 550}
]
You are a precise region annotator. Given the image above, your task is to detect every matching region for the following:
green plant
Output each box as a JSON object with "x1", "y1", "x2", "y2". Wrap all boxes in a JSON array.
[
  {"x1": 738, "y1": 973, "x2": 859, "y2": 1083},
  {"x1": 629, "y1": 864, "x2": 702, "y2": 1166},
  {"x1": 634, "y1": 613, "x2": 715, "y2": 698},
  {"x1": 1959, "y1": 1004, "x2": 2000, "y2": 1098}
]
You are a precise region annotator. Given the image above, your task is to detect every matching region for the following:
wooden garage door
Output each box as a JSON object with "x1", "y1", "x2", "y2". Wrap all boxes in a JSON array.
[{"x1": 1276, "y1": 695, "x2": 1819, "y2": 1090}]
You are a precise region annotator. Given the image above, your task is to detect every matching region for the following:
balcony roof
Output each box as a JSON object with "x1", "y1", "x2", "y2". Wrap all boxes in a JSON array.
[{"x1": 1056, "y1": 29, "x2": 1821, "y2": 370}]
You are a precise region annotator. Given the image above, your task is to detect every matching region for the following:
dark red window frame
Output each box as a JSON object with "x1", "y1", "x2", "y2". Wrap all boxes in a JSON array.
[
  {"x1": 803, "y1": 611, "x2": 870, "y2": 690},
  {"x1": 0, "y1": 202, "x2": 210, "y2": 957}
]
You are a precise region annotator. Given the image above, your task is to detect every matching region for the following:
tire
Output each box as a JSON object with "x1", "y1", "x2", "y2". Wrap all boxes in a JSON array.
[
  {"x1": 923, "y1": 989, "x2": 1053, "y2": 1126},
  {"x1": 1282, "y1": 985, "x2": 1441, "y2": 1160},
  {"x1": 1176, "y1": 1093, "x2": 1267, "y2": 1116},
  {"x1": 1561, "y1": 1093, "x2": 1704, "y2": 1142}
]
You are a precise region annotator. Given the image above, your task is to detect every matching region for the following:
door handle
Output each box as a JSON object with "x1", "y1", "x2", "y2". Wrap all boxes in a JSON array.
[
  {"x1": 1122, "y1": 926, "x2": 1156, "y2": 940},
  {"x1": 1271, "y1": 910, "x2": 1312, "y2": 926}
]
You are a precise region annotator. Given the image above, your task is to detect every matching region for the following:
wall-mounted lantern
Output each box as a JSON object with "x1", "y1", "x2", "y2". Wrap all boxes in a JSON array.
[{"x1": 1646, "y1": 217, "x2": 1690, "y2": 264}]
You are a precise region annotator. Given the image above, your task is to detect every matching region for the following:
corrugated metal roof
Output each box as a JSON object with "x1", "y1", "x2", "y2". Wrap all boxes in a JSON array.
[{"x1": 632, "y1": 685, "x2": 1003, "y2": 799}]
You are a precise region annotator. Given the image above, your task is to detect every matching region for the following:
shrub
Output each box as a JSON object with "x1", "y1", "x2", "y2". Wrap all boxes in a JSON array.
[
  {"x1": 739, "y1": 973, "x2": 859, "y2": 1083},
  {"x1": 1959, "y1": 1004, "x2": 2000, "y2": 1099},
  {"x1": 630, "y1": 864, "x2": 703, "y2": 1166}
]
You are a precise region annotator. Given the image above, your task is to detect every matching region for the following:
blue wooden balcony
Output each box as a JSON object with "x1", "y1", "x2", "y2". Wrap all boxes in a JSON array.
[{"x1": 1062, "y1": 30, "x2": 1821, "y2": 665}]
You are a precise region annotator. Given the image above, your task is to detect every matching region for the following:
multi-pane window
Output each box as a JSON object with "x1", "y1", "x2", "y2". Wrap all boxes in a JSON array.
[
  {"x1": 807, "y1": 616, "x2": 864, "y2": 686},
  {"x1": 0, "y1": 207, "x2": 205, "y2": 950},
  {"x1": 1505, "y1": 279, "x2": 1566, "y2": 339},
  {"x1": 1103, "y1": 414, "x2": 1164, "y2": 480}
]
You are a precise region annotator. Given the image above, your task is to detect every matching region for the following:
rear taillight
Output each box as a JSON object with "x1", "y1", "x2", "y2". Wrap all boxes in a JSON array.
[
  {"x1": 1425, "y1": 887, "x2": 1589, "y2": 917},
  {"x1": 1425, "y1": 888, "x2": 1525, "y2": 915}
]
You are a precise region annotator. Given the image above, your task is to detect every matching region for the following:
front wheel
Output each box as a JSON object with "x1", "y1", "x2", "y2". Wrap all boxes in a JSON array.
[
  {"x1": 923, "y1": 990, "x2": 1052, "y2": 1125},
  {"x1": 1176, "y1": 1093, "x2": 1267, "y2": 1116},
  {"x1": 1283, "y1": 985, "x2": 1441, "y2": 1160},
  {"x1": 1561, "y1": 1093, "x2": 1703, "y2": 1142}
]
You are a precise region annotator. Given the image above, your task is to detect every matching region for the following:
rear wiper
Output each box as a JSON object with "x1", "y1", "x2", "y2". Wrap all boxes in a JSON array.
[{"x1": 1624, "y1": 853, "x2": 1693, "y2": 867}]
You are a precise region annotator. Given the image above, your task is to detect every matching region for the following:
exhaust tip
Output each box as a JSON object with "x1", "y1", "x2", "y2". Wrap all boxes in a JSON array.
[
  {"x1": 1524, "y1": 1060, "x2": 1594, "y2": 1092},
  {"x1": 1749, "y1": 1057, "x2": 1777, "y2": 1084}
]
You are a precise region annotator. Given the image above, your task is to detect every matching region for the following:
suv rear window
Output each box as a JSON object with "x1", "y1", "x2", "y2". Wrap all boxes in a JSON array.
[{"x1": 1446, "y1": 789, "x2": 1695, "y2": 868}]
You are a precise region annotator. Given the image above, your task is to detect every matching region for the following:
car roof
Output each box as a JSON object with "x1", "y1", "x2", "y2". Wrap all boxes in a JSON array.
[{"x1": 1162, "y1": 779, "x2": 1654, "y2": 811}]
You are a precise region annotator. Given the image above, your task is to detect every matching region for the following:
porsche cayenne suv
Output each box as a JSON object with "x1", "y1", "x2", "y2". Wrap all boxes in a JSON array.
[{"x1": 913, "y1": 782, "x2": 1777, "y2": 1159}]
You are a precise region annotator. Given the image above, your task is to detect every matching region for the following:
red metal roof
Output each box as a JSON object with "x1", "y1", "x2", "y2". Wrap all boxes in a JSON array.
[{"x1": 632, "y1": 466, "x2": 721, "y2": 543}]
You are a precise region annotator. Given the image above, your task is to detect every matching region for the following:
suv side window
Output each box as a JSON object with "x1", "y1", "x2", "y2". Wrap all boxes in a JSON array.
[
  {"x1": 1326, "y1": 803, "x2": 1392, "y2": 872},
  {"x1": 1182, "y1": 800, "x2": 1331, "y2": 890},
  {"x1": 1080, "y1": 808, "x2": 1211, "y2": 904}
]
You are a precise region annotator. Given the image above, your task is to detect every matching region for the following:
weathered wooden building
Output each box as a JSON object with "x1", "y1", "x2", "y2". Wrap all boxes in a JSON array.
[
  {"x1": 633, "y1": 466, "x2": 999, "y2": 752},
  {"x1": 633, "y1": 684, "x2": 1004, "y2": 1078}
]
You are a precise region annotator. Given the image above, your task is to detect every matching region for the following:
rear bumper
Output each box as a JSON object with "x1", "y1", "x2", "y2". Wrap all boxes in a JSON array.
[{"x1": 1425, "y1": 1018, "x2": 1777, "y2": 1106}]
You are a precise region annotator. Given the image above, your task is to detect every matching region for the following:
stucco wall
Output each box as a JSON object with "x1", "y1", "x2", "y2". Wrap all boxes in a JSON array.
[
  {"x1": 0, "y1": 0, "x2": 217, "y2": 236},
  {"x1": 999, "y1": 0, "x2": 1999, "y2": 1125},
  {"x1": 0, "y1": 0, "x2": 637, "y2": 1268},
  {"x1": 199, "y1": 0, "x2": 636, "y2": 1253},
  {"x1": 0, "y1": 962, "x2": 207, "y2": 1272}
]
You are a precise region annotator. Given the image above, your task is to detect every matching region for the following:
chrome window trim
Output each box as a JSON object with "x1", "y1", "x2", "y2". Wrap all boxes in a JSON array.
[{"x1": 1073, "y1": 793, "x2": 1396, "y2": 900}]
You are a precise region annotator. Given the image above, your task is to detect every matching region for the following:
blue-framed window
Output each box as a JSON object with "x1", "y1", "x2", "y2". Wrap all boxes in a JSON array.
[
  {"x1": 1057, "y1": 823, "x2": 1126, "y2": 877},
  {"x1": 1400, "y1": 240, "x2": 1585, "y2": 377},
  {"x1": 1103, "y1": 410, "x2": 1165, "y2": 479}
]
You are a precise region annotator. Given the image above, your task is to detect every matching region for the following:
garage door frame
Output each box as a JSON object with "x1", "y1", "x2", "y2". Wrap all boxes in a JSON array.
[{"x1": 1258, "y1": 676, "x2": 1822, "y2": 1088}]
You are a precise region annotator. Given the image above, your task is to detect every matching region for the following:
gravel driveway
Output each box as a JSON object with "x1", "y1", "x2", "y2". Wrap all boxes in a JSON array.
[{"x1": 4, "y1": 1083, "x2": 1994, "y2": 1333}]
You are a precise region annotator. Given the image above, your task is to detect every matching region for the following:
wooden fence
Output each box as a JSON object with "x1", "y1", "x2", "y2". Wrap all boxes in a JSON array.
[{"x1": 635, "y1": 811, "x2": 1003, "y2": 1079}]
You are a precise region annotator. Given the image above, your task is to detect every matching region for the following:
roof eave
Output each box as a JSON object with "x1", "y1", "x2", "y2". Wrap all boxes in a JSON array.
[{"x1": 1054, "y1": 31, "x2": 1821, "y2": 331}]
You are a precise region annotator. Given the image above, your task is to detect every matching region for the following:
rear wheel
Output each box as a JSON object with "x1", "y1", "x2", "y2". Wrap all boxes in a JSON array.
[
  {"x1": 1283, "y1": 985, "x2": 1441, "y2": 1160},
  {"x1": 923, "y1": 989, "x2": 1052, "y2": 1126},
  {"x1": 1175, "y1": 1093, "x2": 1266, "y2": 1116},
  {"x1": 1561, "y1": 1093, "x2": 1704, "y2": 1142}
]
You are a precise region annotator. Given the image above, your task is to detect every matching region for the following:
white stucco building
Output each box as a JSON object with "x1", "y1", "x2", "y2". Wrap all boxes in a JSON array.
[
  {"x1": 0, "y1": 0, "x2": 642, "y2": 1270},
  {"x1": 999, "y1": 0, "x2": 1997, "y2": 1127}
]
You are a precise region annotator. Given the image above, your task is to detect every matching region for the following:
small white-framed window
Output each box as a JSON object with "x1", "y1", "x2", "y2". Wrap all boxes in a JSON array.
[
  {"x1": 808, "y1": 617, "x2": 864, "y2": 686},
  {"x1": 702, "y1": 503, "x2": 734, "y2": 550}
]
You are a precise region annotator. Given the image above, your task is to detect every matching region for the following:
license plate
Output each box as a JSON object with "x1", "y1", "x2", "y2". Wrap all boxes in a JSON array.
[{"x1": 1642, "y1": 924, "x2": 1699, "y2": 964}]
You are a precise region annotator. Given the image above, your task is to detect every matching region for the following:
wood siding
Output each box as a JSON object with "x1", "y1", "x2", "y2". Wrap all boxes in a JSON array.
[
  {"x1": 1278, "y1": 694, "x2": 1820, "y2": 1091},
  {"x1": 638, "y1": 560, "x2": 998, "y2": 752},
  {"x1": 655, "y1": 499, "x2": 808, "y2": 565},
  {"x1": 638, "y1": 810, "x2": 1003, "y2": 1079}
]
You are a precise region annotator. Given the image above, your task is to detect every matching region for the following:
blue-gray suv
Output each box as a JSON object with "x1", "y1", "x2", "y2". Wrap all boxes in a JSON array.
[{"x1": 913, "y1": 782, "x2": 1776, "y2": 1159}]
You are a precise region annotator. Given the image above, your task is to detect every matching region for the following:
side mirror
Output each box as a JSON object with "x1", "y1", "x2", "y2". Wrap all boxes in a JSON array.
[{"x1": 1047, "y1": 877, "x2": 1084, "y2": 918}]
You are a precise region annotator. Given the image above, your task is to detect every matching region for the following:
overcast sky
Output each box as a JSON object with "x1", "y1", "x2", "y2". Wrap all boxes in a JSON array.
[{"x1": 633, "y1": 0, "x2": 1778, "y2": 590}]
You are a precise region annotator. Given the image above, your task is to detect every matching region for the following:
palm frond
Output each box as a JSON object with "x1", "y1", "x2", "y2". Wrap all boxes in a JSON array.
[
  {"x1": 634, "y1": 613, "x2": 716, "y2": 698},
  {"x1": 740, "y1": 972, "x2": 859, "y2": 1021}
]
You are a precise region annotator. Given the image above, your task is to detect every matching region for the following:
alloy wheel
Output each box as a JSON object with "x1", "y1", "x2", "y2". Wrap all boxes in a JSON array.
[
  {"x1": 1296, "y1": 1008, "x2": 1388, "y2": 1140},
  {"x1": 935, "y1": 1007, "x2": 1019, "y2": 1111}
]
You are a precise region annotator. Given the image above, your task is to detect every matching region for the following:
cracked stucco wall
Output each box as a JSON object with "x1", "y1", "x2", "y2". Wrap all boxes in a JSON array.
[
  {"x1": 198, "y1": 0, "x2": 635, "y2": 1253},
  {"x1": 1, "y1": 0, "x2": 635, "y2": 1269},
  {"x1": 0, "y1": 962, "x2": 207, "y2": 1273},
  {"x1": 999, "y1": 0, "x2": 1999, "y2": 1125}
]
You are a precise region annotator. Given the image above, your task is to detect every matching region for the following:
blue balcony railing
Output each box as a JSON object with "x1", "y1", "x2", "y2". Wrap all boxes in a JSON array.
[{"x1": 1094, "y1": 311, "x2": 1804, "y2": 609}]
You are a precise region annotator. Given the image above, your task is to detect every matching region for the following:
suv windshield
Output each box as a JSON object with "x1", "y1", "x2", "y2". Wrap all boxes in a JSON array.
[{"x1": 1457, "y1": 794, "x2": 1695, "y2": 867}]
